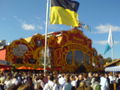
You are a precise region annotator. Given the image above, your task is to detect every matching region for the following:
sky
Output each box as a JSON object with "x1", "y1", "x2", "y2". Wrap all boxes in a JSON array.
[{"x1": 0, "y1": 0, "x2": 120, "y2": 59}]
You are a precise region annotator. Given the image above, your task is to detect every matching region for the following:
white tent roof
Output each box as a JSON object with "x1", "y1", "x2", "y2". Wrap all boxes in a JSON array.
[{"x1": 105, "y1": 66, "x2": 120, "y2": 72}]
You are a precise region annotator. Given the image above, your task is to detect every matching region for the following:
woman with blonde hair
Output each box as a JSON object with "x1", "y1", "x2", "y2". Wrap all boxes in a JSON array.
[{"x1": 77, "y1": 81, "x2": 87, "y2": 90}]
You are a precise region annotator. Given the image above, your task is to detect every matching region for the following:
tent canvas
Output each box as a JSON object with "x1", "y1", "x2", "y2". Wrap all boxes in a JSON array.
[
  {"x1": 17, "y1": 66, "x2": 34, "y2": 70},
  {"x1": 105, "y1": 66, "x2": 120, "y2": 72}
]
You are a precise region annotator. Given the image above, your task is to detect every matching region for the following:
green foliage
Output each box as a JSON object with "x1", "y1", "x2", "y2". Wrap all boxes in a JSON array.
[{"x1": 104, "y1": 57, "x2": 112, "y2": 63}]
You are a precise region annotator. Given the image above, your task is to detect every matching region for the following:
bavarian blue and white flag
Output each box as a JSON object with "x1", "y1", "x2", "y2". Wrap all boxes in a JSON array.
[{"x1": 104, "y1": 28, "x2": 113, "y2": 54}]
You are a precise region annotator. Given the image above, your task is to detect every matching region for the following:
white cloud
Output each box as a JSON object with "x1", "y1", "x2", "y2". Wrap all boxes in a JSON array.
[
  {"x1": 37, "y1": 25, "x2": 43, "y2": 30},
  {"x1": 22, "y1": 24, "x2": 35, "y2": 30},
  {"x1": 48, "y1": 24, "x2": 65, "y2": 30},
  {"x1": 95, "y1": 24, "x2": 120, "y2": 33},
  {"x1": 13, "y1": 16, "x2": 35, "y2": 30},
  {"x1": 94, "y1": 40, "x2": 107, "y2": 45},
  {"x1": 94, "y1": 40, "x2": 120, "y2": 45},
  {"x1": 13, "y1": 16, "x2": 25, "y2": 23}
]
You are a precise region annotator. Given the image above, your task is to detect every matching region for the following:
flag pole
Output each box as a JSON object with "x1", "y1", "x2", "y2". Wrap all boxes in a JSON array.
[
  {"x1": 44, "y1": 0, "x2": 49, "y2": 73},
  {"x1": 111, "y1": 46, "x2": 114, "y2": 60},
  {"x1": 110, "y1": 26, "x2": 114, "y2": 60}
]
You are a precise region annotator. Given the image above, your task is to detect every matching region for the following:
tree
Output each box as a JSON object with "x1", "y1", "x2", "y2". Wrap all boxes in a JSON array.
[{"x1": 104, "y1": 57, "x2": 112, "y2": 63}]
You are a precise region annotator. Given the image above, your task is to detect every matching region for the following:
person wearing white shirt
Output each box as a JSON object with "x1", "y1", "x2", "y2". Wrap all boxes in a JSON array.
[
  {"x1": 4, "y1": 77, "x2": 12, "y2": 89},
  {"x1": 100, "y1": 74, "x2": 109, "y2": 90},
  {"x1": 11, "y1": 78, "x2": 19, "y2": 85},
  {"x1": 58, "y1": 74, "x2": 66, "y2": 89},
  {"x1": 43, "y1": 75, "x2": 59, "y2": 90},
  {"x1": 58, "y1": 75, "x2": 66, "y2": 85},
  {"x1": 62, "y1": 76, "x2": 72, "y2": 90},
  {"x1": 70, "y1": 75, "x2": 77, "y2": 90}
]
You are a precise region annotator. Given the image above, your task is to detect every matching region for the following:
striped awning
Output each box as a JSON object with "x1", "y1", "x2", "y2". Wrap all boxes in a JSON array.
[{"x1": 105, "y1": 66, "x2": 120, "y2": 72}]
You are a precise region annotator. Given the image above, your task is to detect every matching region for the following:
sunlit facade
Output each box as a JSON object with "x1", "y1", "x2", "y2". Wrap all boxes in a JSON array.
[{"x1": 6, "y1": 29, "x2": 104, "y2": 72}]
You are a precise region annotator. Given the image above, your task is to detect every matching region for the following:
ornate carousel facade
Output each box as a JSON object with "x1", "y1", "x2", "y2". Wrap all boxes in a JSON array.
[{"x1": 6, "y1": 29, "x2": 104, "y2": 72}]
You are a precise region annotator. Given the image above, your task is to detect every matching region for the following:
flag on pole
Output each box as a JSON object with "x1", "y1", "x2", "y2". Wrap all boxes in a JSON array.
[
  {"x1": 0, "y1": 40, "x2": 6, "y2": 49},
  {"x1": 82, "y1": 24, "x2": 91, "y2": 31},
  {"x1": 104, "y1": 28, "x2": 113, "y2": 54},
  {"x1": 50, "y1": 0, "x2": 80, "y2": 27}
]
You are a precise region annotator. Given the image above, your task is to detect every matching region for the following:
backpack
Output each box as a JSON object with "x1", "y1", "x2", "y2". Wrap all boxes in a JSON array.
[{"x1": 95, "y1": 84, "x2": 101, "y2": 90}]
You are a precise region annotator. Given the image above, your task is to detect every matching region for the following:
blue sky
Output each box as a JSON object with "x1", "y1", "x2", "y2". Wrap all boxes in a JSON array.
[{"x1": 0, "y1": 0, "x2": 120, "y2": 59}]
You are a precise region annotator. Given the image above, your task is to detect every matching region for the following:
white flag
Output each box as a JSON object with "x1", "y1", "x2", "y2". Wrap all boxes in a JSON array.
[
  {"x1": 104, "y1": 27, "x2": 113, "y2": 54},
  {"x1": 108, "y1": 27, "x2": 113, "y2": 48}
]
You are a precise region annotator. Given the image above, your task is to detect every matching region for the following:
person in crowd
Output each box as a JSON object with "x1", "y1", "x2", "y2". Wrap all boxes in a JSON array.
[
  {"x1": 0, "y1": 73, "x2": 5, "y2": 90},
  {"x1": 43, "y1": 72, "x2": 49, "y2": 84},
  {"x1": 91, "y1": 77, "x2": 101, "y2": 90},
  {"x1": 100, "y1": 74, "x2": 109, "y2": 90},
  {"x1": 104, "y1": 73, "x2": 110, "y2": 84},
  {"x1": 94, "y1": 73, "x2": 100, "y2": 83},
  {"x1": 76, "y1": 74, "x2": 83, "y2": 88},
  {"x1": 70, "y1": 75, "x2": 77, "y2": 90},
  {"x1": 17, "y1": 83, "x2": 31, "y2": 90},
  {"x1": 4, "y1": 76, "x2": 12, "y2": 89},
  {"x1": 77, "y1": 81, "x2": 87, "y2": 90},
  {"x1": 116, "y1": 73, "x2": 120, "y2": 90},
  {"x1": 43, "y1": 74, "x2": 58, "y2": 90},
  {"x1": 87, "y1": 72, "x2": 95, "y2": 86},
  {"x1": 11, "y1": 73, "x2": 19, "y2": 86},
  {"x1": 58, "y1": 74, "x2": 66, "y2": 89},
  {"x1": 34, "y1": 75, "x2": 44, "y2": 90},
  {"x1": 53, "y1": 78, "x2": 59, "y2": 90},
  {"x1": 26, "y1": 76, "x2": 34, "y2": 90},
  {"x1": 108, "y1": 72, "x2": 114, "y2": 90},
  {"x1": 83, "y1": 73, "x2": 90, "y2": 87},
  {"x1": 62, "y1": 74, "x2": 72, "y2": 90}
]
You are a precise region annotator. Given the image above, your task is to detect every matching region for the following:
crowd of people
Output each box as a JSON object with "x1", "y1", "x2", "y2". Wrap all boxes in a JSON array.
[{"x1": 0, "y1": 71, "x2": 120, "y2": 90}]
